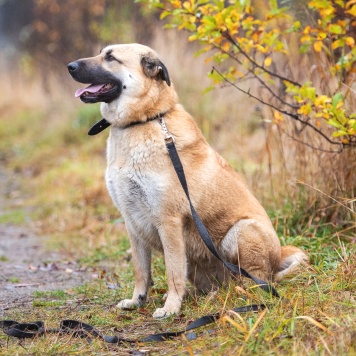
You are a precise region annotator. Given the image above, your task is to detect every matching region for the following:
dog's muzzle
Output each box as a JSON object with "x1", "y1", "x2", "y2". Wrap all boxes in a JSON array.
[{"x1": 68, "y1": 60, "x2": 122, "y2": 104}]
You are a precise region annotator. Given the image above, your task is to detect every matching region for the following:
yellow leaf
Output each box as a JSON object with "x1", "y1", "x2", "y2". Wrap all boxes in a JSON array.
[
  {"x1": 346, "y1": 0, "x2": 356, "y2": 9},
  {"x1": 301, "y1": 35, "x2": 311, "y2": 43},
  {"x1": 246, "y1": 5, "x2": 253, "y2": 14},
  {"x1": 182, "y1": 1, "x2": 191, "y2": 10},
  {"x1": 346, "y1": 5, "x2": 356, "y2": 16},
  {"x1": 314, "y1": 95, "x2": 332, "y2": 107},
  {"x1": 172, "y1": 0, "x2": 181, "y2": 9},
  {"x1": 320, "y1": 7, "x2": 335, "y2": 18},
  {"x1": 221, "y1": 42, "x2": 230, "y2": 52},
  {"x1": 346, "y1": 37, "x2": 355, "y2": 47},
  {"x1": 256, "y1": 44, "x2": 268, "y2": 53},
  {"x1": 313, "y1": 41, "x2": 323, "y2": 52},
  {"x1": 332, "y1": 39, "x2": 344, "y2": 49},
  {"x1": 274, "y1": 111, "x2": 284, "y2": 122},
  {"x1": 252, "y1": 32, "x2": 259, "y2": 42},
  {"x1": 336, "y1": 100, "x2": 344, "y2": 109},
  {"x1": 298, "y1": 104, "x2": 311, "y2": 116},
  {"x1": 264, "y1": 57, "x2": 272, "y2": 67},
  {"x1": 317, "y1": 32, "x2": 327, "y2": 40}
]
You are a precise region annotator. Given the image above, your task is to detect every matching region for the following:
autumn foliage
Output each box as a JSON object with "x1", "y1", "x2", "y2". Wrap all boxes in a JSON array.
[{"x1": 139, "y1": 0, "x2": 356, "y2": 149}]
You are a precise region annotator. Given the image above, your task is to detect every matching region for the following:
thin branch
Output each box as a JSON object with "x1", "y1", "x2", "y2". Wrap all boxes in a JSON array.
[
  {"x1": 213, "y1": 44, "x2": 299, "y2": 110},
  {"x1": 212, "y1": 66, "x2": 293, "y2": 115},
  {"x1": 278, "y1": 125, "x2": 344, "y2": 153},
  {"x1": 223, "y1": 31, "x2": 302, "y2": 87},
  {"x1": 212, "y1": 67, "x2": 347, "y2": 147},
  {"x1": 253, "y1": 74, "x2": 299, "y2": 110}
]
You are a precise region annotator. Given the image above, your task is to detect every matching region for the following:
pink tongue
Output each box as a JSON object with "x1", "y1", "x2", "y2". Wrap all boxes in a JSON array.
[{"x1": 74, "y1": 84, "x2": 106, "y2": 98}]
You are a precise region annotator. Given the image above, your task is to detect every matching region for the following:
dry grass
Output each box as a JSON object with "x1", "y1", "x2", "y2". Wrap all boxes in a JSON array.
[{"x1": 0, "y1": 27, "x2": 355, "y2": 355}]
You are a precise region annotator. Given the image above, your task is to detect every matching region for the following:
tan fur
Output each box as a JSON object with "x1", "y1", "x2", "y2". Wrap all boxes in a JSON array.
[{"x1": 72, "y1": 44, "x2": 308, "y2": 318}]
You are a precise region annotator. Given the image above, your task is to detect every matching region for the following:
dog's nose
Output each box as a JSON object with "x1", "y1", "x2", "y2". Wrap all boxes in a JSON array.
[{"x1": 67, "y1": 61, "x2": 79, "y2": 73}]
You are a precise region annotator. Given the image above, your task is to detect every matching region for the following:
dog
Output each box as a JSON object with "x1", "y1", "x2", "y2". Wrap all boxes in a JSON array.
[{"x1": 68, "y1": 44, "x2": 308, "y2": 319}]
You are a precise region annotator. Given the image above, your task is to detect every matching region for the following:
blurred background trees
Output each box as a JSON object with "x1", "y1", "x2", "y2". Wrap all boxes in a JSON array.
[{"x1": 0, "y1": 0, "x2": 355, "y2": 236}]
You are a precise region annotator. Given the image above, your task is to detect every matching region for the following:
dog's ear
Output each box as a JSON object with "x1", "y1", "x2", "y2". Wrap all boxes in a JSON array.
[{"x1": 141, "y1": 57, "x2": 171, "y2": 86}]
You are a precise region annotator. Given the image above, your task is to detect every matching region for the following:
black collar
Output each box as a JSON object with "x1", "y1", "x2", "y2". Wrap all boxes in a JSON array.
[{"x1": 88, "y1": 112, "x2": 166, "y2": 136}]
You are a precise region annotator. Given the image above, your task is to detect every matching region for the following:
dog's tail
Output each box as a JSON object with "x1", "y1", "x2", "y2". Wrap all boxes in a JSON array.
[{"x1": 274, "y1": 246, "x2": 309, "y2": 282}]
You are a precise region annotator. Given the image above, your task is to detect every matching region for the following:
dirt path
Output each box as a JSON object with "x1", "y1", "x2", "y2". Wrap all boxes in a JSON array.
[{"x1": 0, "y1": 169, "x2": 90, "y2": 313}]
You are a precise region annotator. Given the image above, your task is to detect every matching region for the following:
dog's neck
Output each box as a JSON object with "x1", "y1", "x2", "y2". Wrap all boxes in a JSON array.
[
  {"x1": 124, "y1": 111, "x2": 167, "y2": 129},
  {"x1": 88, "y1": 112, "x2": 168, "y2": 136},
  {"x1": 100, "y1": 81, "x2": 178, "y2": 128}
]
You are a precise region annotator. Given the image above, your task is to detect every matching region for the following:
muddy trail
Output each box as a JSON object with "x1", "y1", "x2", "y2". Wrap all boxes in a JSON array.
[{"x1": 0, "y1": 169, "x2": 91, "y2": 313}]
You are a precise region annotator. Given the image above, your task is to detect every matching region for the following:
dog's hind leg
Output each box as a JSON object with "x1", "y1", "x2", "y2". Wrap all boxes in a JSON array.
[
  {"x1": 117, "y1": 222, "x2": 152, "y2": 309},
  {"x1": 221, "y1": 219, "x2": 281, "y2": 282}
]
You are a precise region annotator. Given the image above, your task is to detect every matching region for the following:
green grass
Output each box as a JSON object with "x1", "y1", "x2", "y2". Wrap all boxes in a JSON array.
[
  {"x1": 33, "y1": 290, "x2": 69, "y2": 299},
  {"x1": 7, "y1": 277, "x2": 20, "y2": 283},
  {"x1": 0, "y1": 209, "x2": 27, "y2": 224},
  {"x1": 0, "y1": 105, "x2": 355, "y2": 355}
]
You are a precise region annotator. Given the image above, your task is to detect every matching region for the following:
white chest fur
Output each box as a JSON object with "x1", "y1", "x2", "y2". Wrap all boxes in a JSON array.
[{"x1": 105, "y1": 124, "x2": 168, "y2": 248}]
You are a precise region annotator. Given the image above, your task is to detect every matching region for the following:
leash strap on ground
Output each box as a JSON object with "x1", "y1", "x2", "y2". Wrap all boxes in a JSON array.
[
  {"x1": 165, "y1": 140, "x2": 280, "y2": 298},
  {"x1": 0, "y1": 305, "x2": 266, "y2": 343}
]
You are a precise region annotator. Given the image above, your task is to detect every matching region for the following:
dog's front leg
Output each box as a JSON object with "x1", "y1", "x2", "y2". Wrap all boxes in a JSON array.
[
  {"x1": 153, "y1": 218, "x2": 186, "y2": 319},
  {"x1": 117, "y1": 226, "x2": 151, "y2": 309}
]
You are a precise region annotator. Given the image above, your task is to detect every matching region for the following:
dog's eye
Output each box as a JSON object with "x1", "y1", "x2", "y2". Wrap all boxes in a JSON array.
[
  {"x1": 105, "y1": 53, "x2": 123, "y2": 64},
  {"x1": 106, "y1": 54, "x2": 115, "y2": 62}
]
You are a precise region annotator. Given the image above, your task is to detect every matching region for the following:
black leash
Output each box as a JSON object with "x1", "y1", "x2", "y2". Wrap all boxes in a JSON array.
[
  {"x1": 0, "y1": 304, "x2": 265, "y2": 343},
  {"x1": 0, "y1": 115, "x2": 279, "y2": 344}
]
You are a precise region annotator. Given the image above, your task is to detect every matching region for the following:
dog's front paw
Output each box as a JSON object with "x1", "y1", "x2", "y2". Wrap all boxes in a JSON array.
[
  {"x1": 152, "y1": 307, "x2": 178, "y2": 319},
  {"x1": 116, "y1": 299, "x2": 138, "y2": 309}
]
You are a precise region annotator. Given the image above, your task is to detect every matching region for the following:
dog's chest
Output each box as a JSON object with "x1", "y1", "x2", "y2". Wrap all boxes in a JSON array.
[
  {"x1": 106, "y1": 167, "x2": 163, "y2": 216},
  {"x1": 105, "y1": 128, "x2": 168, "y2": 240}
]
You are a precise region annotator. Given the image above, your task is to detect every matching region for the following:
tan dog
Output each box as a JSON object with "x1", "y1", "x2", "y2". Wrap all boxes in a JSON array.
[{"x1": 68, "y1": 44, "x2": 308, "y2": 319}]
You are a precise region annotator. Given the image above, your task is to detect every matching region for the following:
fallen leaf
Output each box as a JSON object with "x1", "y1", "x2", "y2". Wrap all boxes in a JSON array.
[{"x1": 137, "y1": 308, "x2": 150, "y2": 316}]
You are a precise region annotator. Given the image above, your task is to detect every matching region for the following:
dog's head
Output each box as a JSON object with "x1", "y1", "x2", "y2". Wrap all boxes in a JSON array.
[{"x1": 68, "y1": 44, "x2": 176, "y2": 128}]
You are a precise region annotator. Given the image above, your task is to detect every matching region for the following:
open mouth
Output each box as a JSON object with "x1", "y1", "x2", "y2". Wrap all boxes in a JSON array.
[{"x1": 74, "y1": 82, "x2": 121, "y2": 104}]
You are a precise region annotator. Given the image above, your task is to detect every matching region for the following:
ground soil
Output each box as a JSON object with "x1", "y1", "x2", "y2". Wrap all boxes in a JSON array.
[{"x1": 0, "y1": 169, "x2": 91, "y2": 314}]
